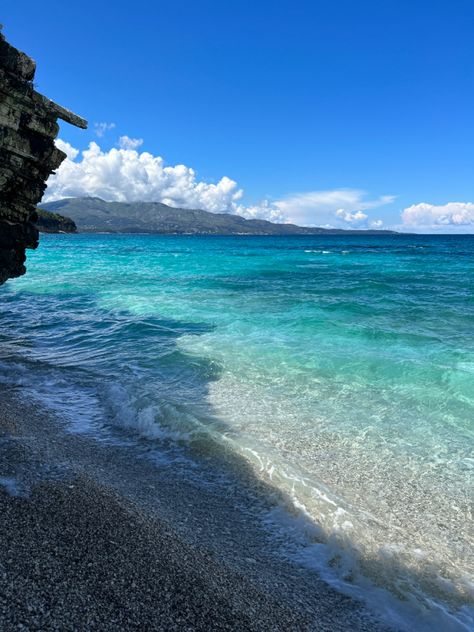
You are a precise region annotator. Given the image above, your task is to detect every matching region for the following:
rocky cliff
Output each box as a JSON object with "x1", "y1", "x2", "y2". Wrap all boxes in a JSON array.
[
  {"x1": 35, "y1": 208, "x2": 77, "y2": 234},
  {"x1": 0, "y1": 29, "x2": 86, "y2": 284}
]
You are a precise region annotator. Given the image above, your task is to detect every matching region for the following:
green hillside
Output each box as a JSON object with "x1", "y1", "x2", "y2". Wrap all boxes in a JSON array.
[{"x1": 40, "y1": 198, "x2": 397, "y2": 235}]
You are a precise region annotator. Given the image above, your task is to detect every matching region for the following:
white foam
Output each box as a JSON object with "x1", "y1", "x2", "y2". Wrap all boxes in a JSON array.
[
  {"x1": 102, "y1": 383, "x2": 193, "y2": 442},
  {"x1": 198, "y1": 371, "x2": 474, "y2": 631}
]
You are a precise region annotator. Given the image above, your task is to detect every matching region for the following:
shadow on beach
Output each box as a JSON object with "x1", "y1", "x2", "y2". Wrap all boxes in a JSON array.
[{"x1": 0, "y1": 286, "x2": 468, "y2": 631}]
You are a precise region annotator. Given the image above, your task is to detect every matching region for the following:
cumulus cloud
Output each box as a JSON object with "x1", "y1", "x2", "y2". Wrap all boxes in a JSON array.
[
  {"x1": 233, "y1": 190, "x2": 392, "y2": 227},
  {"x1": 370, "y1": 219, "x2": 383, "y2": 228},
  {"x1": 118, "y1": 136, "x2": 144, "y2": 150},
  {"x1": 46, "y1": 141, "x2": 244, "y2": 212},
  {"x1": 269, "y1": 190, "x2": 394, "y2": 227},
  {"x1": 45, "y1": 139, "x2": 393, "y2": 227},
  {"x1": 55, "y1": 139, "x2": 79, "y2": 161},
  {"x1": 336, "y1": 209, "x2": 368, "y2": 223},
  {"x1": 234, "y1": 200, "x2": 287, "y2": 223},
  {"x1": 401, "y1": 202, "x2": 474, "y2": 233},
  {"x1": 93, "y1": 122, "x2": 116, "y2": 138}
]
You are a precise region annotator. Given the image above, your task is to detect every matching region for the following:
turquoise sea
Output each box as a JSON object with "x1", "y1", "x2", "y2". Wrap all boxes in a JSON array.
[{"x1": 1, "y1": 234, "x2": 473, "y2": 630}]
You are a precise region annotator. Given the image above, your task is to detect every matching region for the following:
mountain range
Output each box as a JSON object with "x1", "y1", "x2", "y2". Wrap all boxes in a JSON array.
[{"x1": 39, "y1": 197, "x2": 397, "y2": 235}]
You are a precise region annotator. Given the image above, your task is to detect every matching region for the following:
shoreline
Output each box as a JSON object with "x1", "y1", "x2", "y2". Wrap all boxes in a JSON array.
[{"x1": 0, "y1": 385, "x2": 387, "y2": 631}]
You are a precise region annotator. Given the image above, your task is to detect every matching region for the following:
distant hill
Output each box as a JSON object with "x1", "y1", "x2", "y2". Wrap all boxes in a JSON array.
[
  {"x1": 35, "y1": 208, "x2": 77, "y2": 233},
  {"x1": 40, "y1": 197, "x2": 397, "y2": 235}
]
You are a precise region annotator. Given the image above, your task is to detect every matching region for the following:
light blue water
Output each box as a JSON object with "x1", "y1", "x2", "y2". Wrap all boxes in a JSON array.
[{"x1": 0, "y1": 234, "x2": 473, "y2": 629}]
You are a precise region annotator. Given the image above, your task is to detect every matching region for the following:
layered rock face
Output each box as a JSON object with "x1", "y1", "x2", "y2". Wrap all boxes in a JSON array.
[{"x1": 0, "y1": 30, "x2": 86, "y2": 284}]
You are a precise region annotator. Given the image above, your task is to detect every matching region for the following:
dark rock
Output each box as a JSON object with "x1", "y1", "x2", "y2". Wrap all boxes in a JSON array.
[
  {"x1": 0, "y1": 28, "x2": 86, "y2": 284},
  {"x1": 35, "y1": 209, "x2": 77, "y2": 234}
]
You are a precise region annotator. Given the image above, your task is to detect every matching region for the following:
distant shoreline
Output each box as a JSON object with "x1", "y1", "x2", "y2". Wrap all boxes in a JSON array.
[{"x1": 39, "y1": 197, "x2": 399, "y2": 236}]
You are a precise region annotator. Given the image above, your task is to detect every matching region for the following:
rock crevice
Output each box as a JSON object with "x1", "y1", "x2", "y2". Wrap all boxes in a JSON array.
[{"x1": 0, "y1": 29, "x2": 86, "y2": 284}]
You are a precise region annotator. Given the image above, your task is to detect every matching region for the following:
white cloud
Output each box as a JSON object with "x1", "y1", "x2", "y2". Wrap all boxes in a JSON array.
[
  {"x1": 235, "y1": 190, "x2": 393, "y2": 227},
  {"x1": 336, "y1": 208, "x2": 368, "y2": 223},
  {"x1": 370, "y1": 219, "x2": 383, "y2": 228},
  {"x1": 269, "y1": 190, "x2": 394, "y2": 227},
  {"x1": 401, "y1": 202, "x2": 474, "y2": 233},
  {"x1": 118, "y1": 136, "x2": 144, "y2": 150},
  {"x1": 93, "y1": 122, "x2": 116, "y2": 138},
  {"x1": 46, "y1": 139, "x2": 393, "y2": 227},
  {"x1": 46, "y1": 141, "x2": 243, "y2": 212},
  {"x1": 234, "y1": 200, "x2": 287, "y2": 223},
  {"x1": 55, "y1": 139, "x2": 79, "y2": 160}
]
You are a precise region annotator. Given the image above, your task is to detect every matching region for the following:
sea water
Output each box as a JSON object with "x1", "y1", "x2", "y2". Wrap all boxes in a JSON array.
[{"x1": 0, "y1": 233, "x2": 472, "y2": 630}]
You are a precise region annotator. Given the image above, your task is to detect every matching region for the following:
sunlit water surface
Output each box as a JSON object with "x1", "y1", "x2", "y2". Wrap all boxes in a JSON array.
[{"x1": 0, "y1": 234, "x2": 473, "y2": 630}]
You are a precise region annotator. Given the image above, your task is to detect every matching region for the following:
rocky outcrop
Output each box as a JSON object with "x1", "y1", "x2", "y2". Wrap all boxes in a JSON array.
[
  {"x1": 0, "y1": 29, "x2": 86, "y2": 284},
  {"x1": 35, "y1": 208, "x2": 77, "y2": 234}
]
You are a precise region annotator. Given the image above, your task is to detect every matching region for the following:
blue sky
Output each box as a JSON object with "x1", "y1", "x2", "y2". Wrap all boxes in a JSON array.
[{"x1": 4, "y1": 0, "x2": 474, "y2": 231}]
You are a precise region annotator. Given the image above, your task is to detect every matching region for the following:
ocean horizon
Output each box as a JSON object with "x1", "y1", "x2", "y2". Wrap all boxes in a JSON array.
[{"x1": 1, "y1": 233, "x2": 473, "y2": 630}]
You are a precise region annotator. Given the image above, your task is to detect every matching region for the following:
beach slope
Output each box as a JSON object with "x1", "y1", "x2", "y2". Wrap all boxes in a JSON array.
[{"x1": 0, "y1": 387, "x2": 387, "y2": 631}]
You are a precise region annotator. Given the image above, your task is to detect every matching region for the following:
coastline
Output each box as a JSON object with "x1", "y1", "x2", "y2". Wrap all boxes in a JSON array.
[{"x1": 0, "y1": 385, "x2": 387, "y2": 631}]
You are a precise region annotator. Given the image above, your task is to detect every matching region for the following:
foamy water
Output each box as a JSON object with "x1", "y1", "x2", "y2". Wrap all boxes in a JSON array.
[{"x1": 0, "y1": 233, "x2": 472, "y2": 630}]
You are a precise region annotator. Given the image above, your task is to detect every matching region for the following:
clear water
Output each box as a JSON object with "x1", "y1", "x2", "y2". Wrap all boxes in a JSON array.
[{"x1": 0, "y1": 234, "x2": 473, "y2": 630}]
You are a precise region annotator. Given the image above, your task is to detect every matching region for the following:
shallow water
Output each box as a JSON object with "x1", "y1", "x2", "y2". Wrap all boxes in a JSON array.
[{"x1": 0, "y1": 233, "x2": 473, "y2": 630}]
